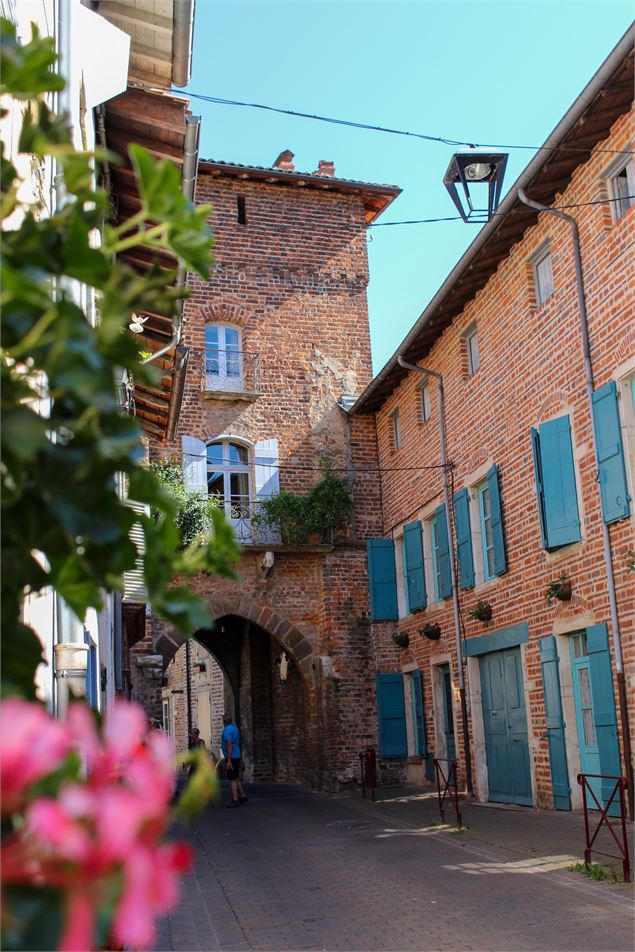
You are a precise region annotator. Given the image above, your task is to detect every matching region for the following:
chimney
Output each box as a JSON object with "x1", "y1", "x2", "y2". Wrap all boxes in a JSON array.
[
  {"x1": 314, "y1": 160, "x2": 335, "y2": 178},
  {"x1": 272, "y1": 149, "x2": 295, "y2": 172}
]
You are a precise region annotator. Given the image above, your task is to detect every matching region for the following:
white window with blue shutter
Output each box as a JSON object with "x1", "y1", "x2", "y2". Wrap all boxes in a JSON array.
[
  {"x1": 367, "y1": 539, "x2": 398, "y2": 621},
  {"x1": 376, "y1": 673, "x2": 407, "y2": 757},
  {"x1": 429, "y1": 505, "x2": 452, "y2": 601},
  {"x1": 592, "y1": 381, "x2": 630, "y2": 524},
  {"x1": 403, "y1": 521, "x2": 427, "y2": 612},
  {"x1": 531, "y1": 415, "x2": 581, "y2": 550}
]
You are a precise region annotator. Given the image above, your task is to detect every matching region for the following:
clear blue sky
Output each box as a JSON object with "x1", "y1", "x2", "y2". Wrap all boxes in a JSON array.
[{"x1": 184, "y1": 1, "x2": 633, "y2": 373}]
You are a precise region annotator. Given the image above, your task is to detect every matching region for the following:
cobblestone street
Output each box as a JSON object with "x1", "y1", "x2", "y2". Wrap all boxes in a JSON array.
[{"x1": 156, "y1": 784, "x2": 634, "y2": 951}]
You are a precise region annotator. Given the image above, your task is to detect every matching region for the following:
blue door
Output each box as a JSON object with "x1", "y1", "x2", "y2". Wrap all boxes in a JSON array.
[
  {"x1": 480, "y1": 648, "x2": 532, "y2": 805},
  {"x1": 439, "y1": 664, "x2": 456, "y2": 762},
  {"x1": 570, "y1": 629, "x2": 620, "y2": 816}
]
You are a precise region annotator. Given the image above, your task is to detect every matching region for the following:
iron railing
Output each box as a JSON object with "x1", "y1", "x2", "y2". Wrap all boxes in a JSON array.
[
  {"x1": 577, "y1": 773, "x2": 630, "y2": 883},
  {"x1": 434, "y1": 757, "x2": 462, "y2": 827},
  {"x1": 200, "y1": 348, "x2": 261, "y2": 395},
  {"x1": 217, "y1": 499, "x2": 281, "y2": 546}
]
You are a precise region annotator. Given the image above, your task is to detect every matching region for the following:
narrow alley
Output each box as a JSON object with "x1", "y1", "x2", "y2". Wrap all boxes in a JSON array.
[{"x1": 156, "y1": 784, "x2": 634, "y2": 952}]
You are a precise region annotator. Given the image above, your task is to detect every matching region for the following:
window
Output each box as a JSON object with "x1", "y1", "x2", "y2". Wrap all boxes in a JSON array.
[
  {"x1": 534, "y1": 248, "x2": 554, "y2": 305},
  {"x1": 608, "y1": 159, "x2": 634, "y2": 221},
  {"x1": 390, "y1": 408, "x2": 401, "y2": 449},
  {"x1": 531, "y1": 415, "x2": 581, "y2": 549},
  {"x1": 394, "y1": 534, "x2": 407, "y2": 618},
  {"x1": 207, "y1": 439, "x2": 252, "y2": 526},
  {"x1": 409, "y1": 669, "x2": 427, "y2": 758},
  {"x1": 237, "y1": 195, "x2": 247, "y2": 225},
  {"x1": 477, "y1": 481, "x2": 496, "y2": 580},
  {"x1": 420, "y1": 383, "x2": 431, "y2": 421},
  {"x1": 205, "y1": 324, "x2": 243, "y2": 391},
  {"x1": 428, "y1": 506, "x2": 451, "y2": 601},
  {"x1": 464, "y1": 324, "x2": 480, "y2": 375}
]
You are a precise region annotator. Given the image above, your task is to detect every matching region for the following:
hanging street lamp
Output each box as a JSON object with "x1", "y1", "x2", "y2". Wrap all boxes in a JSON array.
[{"x1": 443, "y1": 150, "x2": 508, "y2": 223}]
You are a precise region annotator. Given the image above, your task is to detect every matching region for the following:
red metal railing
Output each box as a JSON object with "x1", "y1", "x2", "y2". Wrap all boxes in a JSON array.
[
  {"x1": 434, "y1": 758, "x2": 462, "y2": 827},
  {"x1": 359, "y1": 748, "x2": 376, "y2": 801},
  {"x1": 577, "y1": 773, "x2": 630, "y2": 883}
]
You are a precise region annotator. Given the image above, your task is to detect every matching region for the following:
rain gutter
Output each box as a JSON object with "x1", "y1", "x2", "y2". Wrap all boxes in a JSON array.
[{"x1": 172, "y1": 0, "x2": 196, "y2": 88}]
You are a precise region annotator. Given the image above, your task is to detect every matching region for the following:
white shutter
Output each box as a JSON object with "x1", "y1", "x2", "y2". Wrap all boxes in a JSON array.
[
  {"x1": 254, "y1": 439, "x2": 280, "y2": 499},
  {"x1": 123, "y1": 498, "x2": 148, "y2": 603},
  {"x1": 254, "y1": 439, "x2": 280, "y2": 545},
  {"x1": 182, "y1": 435, "x2": 207, "y2": 494}
]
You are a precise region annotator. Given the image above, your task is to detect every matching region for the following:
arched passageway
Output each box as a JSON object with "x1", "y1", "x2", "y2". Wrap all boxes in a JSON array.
[{"x1": 162, "y1": 612, "x2": 317, "y2": 785}]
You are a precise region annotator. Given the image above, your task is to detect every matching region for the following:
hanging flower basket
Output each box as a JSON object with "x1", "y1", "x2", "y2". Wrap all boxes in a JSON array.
[
  {"x1": 419, "y1": 623, "x2": 441, "y2": 641},
  {"x1": 391, "y1": 632, "x2": 409, "y2": 648},
  {"x1": 468, "y1": 600, "x2": 493, "y2": 623},
  {"x1": 545, "y1": 573, "x2": 572, "y2": 605}
]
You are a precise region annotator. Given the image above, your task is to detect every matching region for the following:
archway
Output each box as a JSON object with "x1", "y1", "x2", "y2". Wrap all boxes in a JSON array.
[{"x1": 158, "y1": 600, "x2": 319, "y2": 785}]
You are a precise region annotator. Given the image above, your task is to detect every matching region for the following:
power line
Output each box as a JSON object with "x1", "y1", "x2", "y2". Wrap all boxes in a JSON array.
[
  {"x1": 369, "y1": 194, "x2": 635, "y2": 227},
  {"x1": 187, "y1": 92, "x2": 634, "y2": 157},
  {"x1": 189, "y1": 454, "x2": 451, "y2": 475}
]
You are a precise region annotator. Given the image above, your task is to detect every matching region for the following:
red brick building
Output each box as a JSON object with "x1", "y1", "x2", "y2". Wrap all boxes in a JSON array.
[
  {"x1": 139, "y1": 151, "x2": 401, "y2": 787},
  {"x1": 352, "y1": 30, "x2": 634, "y2": 812}
]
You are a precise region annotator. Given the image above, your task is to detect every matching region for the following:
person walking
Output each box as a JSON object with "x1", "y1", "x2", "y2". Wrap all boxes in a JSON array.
[{"x1": 221, "y1": 713, "x2": 247, "y2": 807}]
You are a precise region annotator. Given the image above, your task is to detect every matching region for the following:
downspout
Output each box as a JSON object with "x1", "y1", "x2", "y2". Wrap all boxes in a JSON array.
[
  {"x1": 517, "y1": 188, "x2": 633, "y2": 818},
  {"x1": 185, "y1": 639, "x2": 192, "y2": 739},
  {"x1": 171, "y1": 0, "x2": 196, "y2": 88},
  {"x1": 397, "y1": 356, "x2": 473, "y2": 795}
]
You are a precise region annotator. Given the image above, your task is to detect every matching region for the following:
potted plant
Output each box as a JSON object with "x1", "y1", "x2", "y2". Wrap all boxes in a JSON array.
[
  {"x1": 419, "y1": 623, "x2": 441, "y2": 641},
  {"x1": 391, "y1": 632, "x2": 409, "y2": 648},
  {"x1": 545, "y1": 572, "x2": 572, "y2": 604},
  {"x1": 468, "y1": 600, "x2": 493, "y2": 623}
]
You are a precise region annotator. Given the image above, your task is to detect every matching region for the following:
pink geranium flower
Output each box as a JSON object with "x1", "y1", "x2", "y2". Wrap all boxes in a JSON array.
[{"x1": 0, "y1": 699, "x2": 71, "y2": 812}]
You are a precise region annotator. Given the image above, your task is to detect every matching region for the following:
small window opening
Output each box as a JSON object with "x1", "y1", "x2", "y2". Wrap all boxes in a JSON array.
[
  {"x1": 390, "y1": 408, "x2": 401, "y2": 450},
  {"x1": 237, "y1": 195, "x2": 247, "y2": 226},
  {"x1": 420, "y1": 383, "x2": 431, "y2": 421}
]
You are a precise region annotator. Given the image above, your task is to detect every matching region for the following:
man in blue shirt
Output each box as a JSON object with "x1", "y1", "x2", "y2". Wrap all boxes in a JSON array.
[{"x1": 221, "y1": 713, "x2": 247, "y2": 807}]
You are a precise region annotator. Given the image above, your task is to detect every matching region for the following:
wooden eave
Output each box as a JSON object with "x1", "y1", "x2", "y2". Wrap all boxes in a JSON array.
[
  {"x1": 104, "y1": 87, "x2": 191, "y2": 439},
  {"x1": 354, "y1": 42, "x2": 634, "y2": 414}
]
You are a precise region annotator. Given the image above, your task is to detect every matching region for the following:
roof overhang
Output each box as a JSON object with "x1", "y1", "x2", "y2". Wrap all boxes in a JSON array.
[
  {"x1": 198, "y1": 159, "x2": 402, "y2": 224},
  {"x1": 352, "y1": 24, "x2": 634, "y2": 414}
]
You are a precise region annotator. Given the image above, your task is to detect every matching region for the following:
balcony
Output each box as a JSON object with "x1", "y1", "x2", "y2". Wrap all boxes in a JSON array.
[
  {"x1": 200, "y1": 349, "x2": 261, "y2": 401},
  {"x1": 221, "y1": 500, "x2": 335, "y2": 551}
]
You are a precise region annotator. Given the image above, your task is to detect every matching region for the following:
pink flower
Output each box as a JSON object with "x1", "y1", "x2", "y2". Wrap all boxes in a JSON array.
[
  {"x1": 26, "y1": 799, "x2": 91, "y2": 863},
  {"x1": 0, "y1": 699, "x2": 71, "y2": 812},
  {"x1": 59, "y1": 890, "x2": 95, "y2": 952}
]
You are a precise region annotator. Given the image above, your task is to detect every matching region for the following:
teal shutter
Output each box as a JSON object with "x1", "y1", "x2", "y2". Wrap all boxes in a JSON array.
[
  {"x1": 403, "y1": 521, "x2": 426, "y2": 611},
  {"x1": 539, "y1": 636, "x2": 571, "y2": 811},
  {"x1": 486, "y1": 464, "x2": 507, "y2": 576},
  {"x1": 592, "y1": 381, "x2": 630, "y2": 524},
  {"x1": 376, "y1": 673, "x2": 407, "y2": 757},
  {"x1": 453, "y1": 489, "x2": 474, "y2": 590},
  {"x1": 435, "y1": 504, "x2": 452, "y2": 599},
  {"x1": 411, "y1": 669, "x2": 426, "y2": 757},
  {"x1": 586, "y1": 624, "x2": 621, "y2": 810},
  {"x1": 537, "y1": 416, "x2": 581, "y2": 548},
  {"x1": 531, "y1": 427, "x2": 548, "y2": 549},
  {"x1": 367, "y1": 539, "x2": 398, "y2": 621}
]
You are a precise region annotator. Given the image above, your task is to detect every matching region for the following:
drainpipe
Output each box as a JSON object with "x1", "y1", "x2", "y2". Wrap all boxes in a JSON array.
[
  {"x1": 141, "y1": 115, "x2": 201, "y2": 369},
  {"x1": 185, "y1": 639, "x2": 192, "y2": 738},
  {"x1": 397, "y1": 356, "x2": 473, "y2": 795},
  {"x1": 171, "y1": 0, "x2": 196, "y2": 88},
  {"x1": 517, "y1": 188, "x2": 633, "y2": 818}
]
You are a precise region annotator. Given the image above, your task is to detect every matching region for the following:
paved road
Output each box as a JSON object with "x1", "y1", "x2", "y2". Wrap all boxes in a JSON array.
[{"x1": 156, "y1": 783, "x2": 634, "y2": 952}]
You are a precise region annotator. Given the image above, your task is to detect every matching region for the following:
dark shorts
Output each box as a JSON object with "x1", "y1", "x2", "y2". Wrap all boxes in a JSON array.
[{"x1": 226, "y1": 758, "x2": 241, "y2": 780}]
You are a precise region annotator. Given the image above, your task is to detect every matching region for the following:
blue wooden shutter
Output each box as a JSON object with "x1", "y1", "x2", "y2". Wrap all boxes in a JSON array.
[
  {"x1": 84, "y1": 631, "x2": 98, "y2": 709},
  {"x1": 453, "y1": 489, "x2": 474, "y2": 590},
  {"x1": 486, "y1": 464, "x2": 507, "y2": 576},
  {"x1": 435, "y1": 504, "x2": 452, "y2": 599},
  {"x1": 403, "y1": 521, "x2": 426, "y2": 611},
  {"x1": 586, "y1": 623, "x2": 621, "y2": 811},
  {"x1": 376, "y1": 673, "x2": 407, "y2": 757},
  {"x1": 531, "y1": 427, "x2": 548, "y2": 548},
  {"x1": 538, "y1": 416, "x2": 581, "y2": 548},
  {"x1": 411, "y1": 669, "x2": 427, "y2": 757},
  {"x1": 367, "y1": 540, "x2": 398, "y2": 620},
  {"x1": 592, "y1": 382, "x2": 630, "y2": 524},
  {"x1": 539, "y1": 636, "x2": 571, "y2": 811}
]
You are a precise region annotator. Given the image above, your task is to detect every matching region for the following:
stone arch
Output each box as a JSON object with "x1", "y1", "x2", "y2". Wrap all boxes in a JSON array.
[
  {"x1": 199, "y1": 302, "x2": 250, "y2": 327},
  {"x1": 154, "y1": 594, "x2": 316, "y2": 682}
]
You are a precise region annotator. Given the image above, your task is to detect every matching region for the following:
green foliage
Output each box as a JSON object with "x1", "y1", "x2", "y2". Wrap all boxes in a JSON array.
[
  {"x1": 627, "y1": 550, "x2": 635, "y2": 573},
  {"x1": 174, "y1": 747, "x2": 220, "y2": 821},
  {"x1": 545, "y1": 572, "x2": 571, "y2": 605},
  {"x1": 568, "y1": 862, "x2": 624, "y2": 884},
  {"x1": 149, "y1": 460, "x2": 219, "y2": 550},
  {"x1": 0, "y1": 19, "x2": 239, "y2": 698},
  {"x1": 467, "y1": 600, "x2": 493, "y2": 623},
  {"x1": 254, "y1": 458, "x2": 352, "y2": 545}
]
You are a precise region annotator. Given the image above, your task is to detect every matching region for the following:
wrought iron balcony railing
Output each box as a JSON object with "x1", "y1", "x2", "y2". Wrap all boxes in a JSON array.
[
  {"x1": 200, "y1": 349, "x2": 261, "y2": 397},
  {"x1": 215, "y1": 499, "x2": 334, "y2": 547}
]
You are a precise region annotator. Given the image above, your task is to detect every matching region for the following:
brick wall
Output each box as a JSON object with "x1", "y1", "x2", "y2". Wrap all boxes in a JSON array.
[{"x1": 364, "y1": 107, "x2": 635, "y2": 808}]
